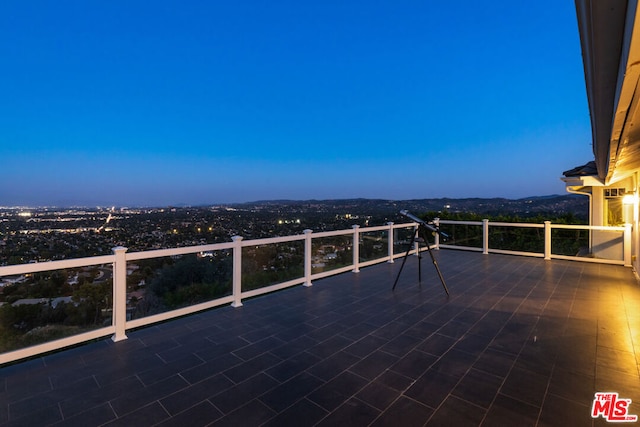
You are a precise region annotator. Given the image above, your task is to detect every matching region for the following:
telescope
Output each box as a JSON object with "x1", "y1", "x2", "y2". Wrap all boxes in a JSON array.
[
  {"x1": 393, "y1": 209, "x2": 449, "y2": 296},
  {"x1": 399, "y1": 210, "x2": 449, "y2": 240}
]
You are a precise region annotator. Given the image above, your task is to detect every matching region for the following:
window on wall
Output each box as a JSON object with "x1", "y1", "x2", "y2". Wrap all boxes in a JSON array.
[
  {"x1": 605, "y1": 188, "x2": 626, "y2": 225},
  {"x1": 604, "y1": 188, "x2": 626, "y2": 197}
]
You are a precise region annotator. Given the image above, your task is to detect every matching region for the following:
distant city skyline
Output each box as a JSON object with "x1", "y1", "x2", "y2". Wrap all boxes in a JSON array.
[{"x1": 1, "y1": 1, "x2": 592, "y2": 207}]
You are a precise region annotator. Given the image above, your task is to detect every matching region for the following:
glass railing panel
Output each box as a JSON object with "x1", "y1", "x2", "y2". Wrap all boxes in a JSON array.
[
  {"x1": 552, "y1": 228, "x2": 624, "y2": 261},
  {"x1": 129, "y1": 250, "x2": 233, "y2": 319},
  {"x1": 359, "y1": 230, "x2": 388, "y2": 262},
  {"x1": 311, "y1": 235, "x2": 353, "y2": 273},
  {"x1": 550, "y1": 227, "x2": 590, "y2": 257},
  {"x1": 438, "y1": 223, "x2": 483, "y2": 249},
  {"x1": 488, "y1": 225, "x2": 544, "y2": 253},
  {"x1": 241, "y1": 241, "x2": 304, "y2": 291},
  {"x1": 0, "y1": 265, "x2": 112, "y2": 353},
  {"x1": 392, "y1": 226, "x2": 417, "y2": 255}
]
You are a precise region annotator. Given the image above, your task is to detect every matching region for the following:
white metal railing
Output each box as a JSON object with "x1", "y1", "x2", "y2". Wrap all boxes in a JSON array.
[
  {"x1": 434, "y1": 219, "x2": 631, "y2": 266},
  {"x1": 0, "y1": 219, "x2": 631, "y2": 364},
  {"x1": 0, "y1": 221, "x2": 413, "y2": 364}
]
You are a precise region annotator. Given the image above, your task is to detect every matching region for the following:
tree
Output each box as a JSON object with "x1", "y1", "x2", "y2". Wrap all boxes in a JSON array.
[{"x1": 72, "y1": 282, "x2": 110, "y2": 325}]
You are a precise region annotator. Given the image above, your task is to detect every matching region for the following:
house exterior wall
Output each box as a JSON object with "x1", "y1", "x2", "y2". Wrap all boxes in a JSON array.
[
  {"x1": 587, "y1": 173, "x2": 638, "y2": 270},
  {"x1": 565, "y1": 173, "x2": 637, "y2": 266}
]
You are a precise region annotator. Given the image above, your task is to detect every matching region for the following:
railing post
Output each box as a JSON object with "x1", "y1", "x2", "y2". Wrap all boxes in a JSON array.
[
  {"x1": 482, "y1": 219, "x2": 489, "y2": 255},
  {"x1": 387, "y1": 222, "x2": 394, "y2": 263},
  {"x1": 231, "y1": 236, "x2": 243, "y2": 307},
  {"x1": 433, "y1": 218, "x2": 440, "y2": 249},
  {"x1": 544, "y1": 221, "x2": 551, "y2": 260},
  {"x1": 112, "y1": 246, "x2": 128, "y2": 342},
  {"x1": 304, "y1": 229, "x2": 313, "y2": 286},
  {"x1": 624, "y1": 223, "x2": 632, "y2": 267},
  {"x1": 413, "y1": 224, "x2": 420, "y2": 256},
  {"x1": 352, "y1": 225, "x2": 360, "y2": 273}
]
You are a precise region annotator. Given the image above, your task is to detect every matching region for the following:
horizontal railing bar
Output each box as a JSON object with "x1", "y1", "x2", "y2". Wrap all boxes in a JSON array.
[
  {"x1": 361, "y1": 225, "x2": 390, "y2": 232},
  {"x1": 391, "y1": 250, "x2": 418, "y2": 259},
  {"x1": 551, "y1": 254, "x2": 624, "y2": 264},
  {"x1": 241, "y1": 277, "x2": 307, "y2": 299},
  {"x1": 0, "y1": 255, "x2": 115, "y2": 276},
  {"x1": 439, "y1": 244, "x2": 483, "y2": 252},
  {"x1": 0, "y1": 326, "x2": 115, "y2": 365},
  {"x1": 311, "y1": 229, "x2": 355, "y2": 238},
  {"x1": 489, "y1": 222, "x2": 544, "y2": 228},
  {"x1": 311, "y1": 266, "x2": 353, "y2": 280},
  {"x1": 392, "y1": 223, "x2": 417, "y2": 230},
  {"x1": 126, "y1": 296, "x2": 235, "y2": 330},
  {"x1": 488, "y1": 249, "x2": 544, "y2": 258},
  {"x1": 550, "y1": 224, "x2": 625, "y2": 231},
  {"x1": 359, "y1": 258, "x2": 389, "y2": 269},
  {"x1": 126, "y1": 242, "x2": 236, "y2": 261},
  {"x1": 438, "y1": 220, "x2": 483, "y2": 226},
  {"x1": 439, "y1": 219, "x2": 626, "y2": 232},
  {"x1": 240, "y1": 234, "x2": 306, "y2": 246}
]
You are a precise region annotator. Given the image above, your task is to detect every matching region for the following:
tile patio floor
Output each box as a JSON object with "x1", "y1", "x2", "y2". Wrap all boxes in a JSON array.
[{"x1": 1, "y1": 251, "x2": 639, "y2": 426}]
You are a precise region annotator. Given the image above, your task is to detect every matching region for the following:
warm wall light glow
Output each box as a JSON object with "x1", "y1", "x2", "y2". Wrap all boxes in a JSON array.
[{"x1": 622, "y1": 194, "x2": 636, "y2": 205}]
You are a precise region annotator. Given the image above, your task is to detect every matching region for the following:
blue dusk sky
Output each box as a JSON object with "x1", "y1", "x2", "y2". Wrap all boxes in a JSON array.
[{"x1": 1, "y1": 1, "x2": 592, "y2": 207}]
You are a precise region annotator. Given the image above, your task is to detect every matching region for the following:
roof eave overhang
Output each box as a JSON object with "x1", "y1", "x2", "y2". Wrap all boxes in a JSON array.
[
  {"x1": 608, "y1": 1, "x2": 640, "y2": 184},
  {"x1": 561, "y1": 175, "x2": 605, "y2": 188},
  {"x1": 575, "y1": 0, "x2": 640, "y2": 184}
]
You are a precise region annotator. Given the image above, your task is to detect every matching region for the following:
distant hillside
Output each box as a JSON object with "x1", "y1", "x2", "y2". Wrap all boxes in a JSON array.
[{"x1": 235, "y1": 194, "x2": 589, "y2": 220}]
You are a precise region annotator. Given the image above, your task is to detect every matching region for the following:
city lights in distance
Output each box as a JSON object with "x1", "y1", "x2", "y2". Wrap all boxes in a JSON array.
[{"x1": 278, "y1": 219, "x2": 301, "y2": 225}]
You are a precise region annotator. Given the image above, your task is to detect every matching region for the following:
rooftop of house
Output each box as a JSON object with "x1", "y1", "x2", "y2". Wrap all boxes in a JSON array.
[{"x1": 1, "y1": 250, "x2": 639, "y2": 426}]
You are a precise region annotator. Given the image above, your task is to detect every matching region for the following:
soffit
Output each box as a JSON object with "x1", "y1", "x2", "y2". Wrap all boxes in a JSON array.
[
  {"x1": 574, "y1": 0, "x2": 630, "y2": 180},
  {"x1": 608, "y1": 4, "x2": 640, "y2": 184}
]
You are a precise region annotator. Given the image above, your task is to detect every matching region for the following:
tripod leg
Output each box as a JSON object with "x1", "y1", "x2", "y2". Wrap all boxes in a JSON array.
[
  {"x1": 418, "y1": 239, "x2": 422, "y2": 284},
  {"x1": 392, "y1": 227, "x2": 417, "y2": 291},
  {"x1": 421, "y1": 229, "x2": 449, "y2": 296}
]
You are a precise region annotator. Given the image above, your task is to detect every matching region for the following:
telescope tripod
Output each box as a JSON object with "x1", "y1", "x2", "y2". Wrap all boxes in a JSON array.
[{"x1": 392, "y1": 222, "x2": 449, "y2": 296}]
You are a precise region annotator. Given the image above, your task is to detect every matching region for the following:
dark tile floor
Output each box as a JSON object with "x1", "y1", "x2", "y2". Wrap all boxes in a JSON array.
[{"x1": 1, "y1": 251, "x2": 639, "y2": 426}]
